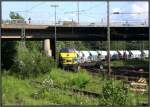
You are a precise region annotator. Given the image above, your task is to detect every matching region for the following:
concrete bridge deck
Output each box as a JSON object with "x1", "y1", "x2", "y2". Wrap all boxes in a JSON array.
[{"x1": 1, "y1": 24, "x2": 149, "y2": 41}]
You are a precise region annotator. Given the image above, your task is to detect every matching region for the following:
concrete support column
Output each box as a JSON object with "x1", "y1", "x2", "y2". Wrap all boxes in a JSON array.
[
  {"x1": 50, "y1": 39, "x2": 56, "y2": 58},
  {"x1": 44, "y1": 39, "x2": 52, "y2": 57}
]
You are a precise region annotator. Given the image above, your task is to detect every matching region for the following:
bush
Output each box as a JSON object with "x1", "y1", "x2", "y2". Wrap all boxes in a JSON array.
[
  {"x1": 11, "y1": 47, "x2": 56, "y2": 79},
  {"x1": 101, "y1": 80, "x2": 129, "y2": 106},
  {"x1": 49, "y1": 68, "x2": 91, "y2": 89},
  {"x1": 69, "y1": 69, "x2": 91, "y2": 89}
]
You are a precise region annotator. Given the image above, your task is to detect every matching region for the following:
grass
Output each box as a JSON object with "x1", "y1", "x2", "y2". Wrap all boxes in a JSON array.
[
  {"x1": 49, "y1": 68, "x2": 92, "y2": 89},
  {"x1": 2, "y1": 69, "x2": 99, "y2": 105},
  {"x1": 2, "y1": 68, "x2": 148, "y2": 105},
  {"x1": 2, "y1": 75, "x2": 100, "y2": 105},
  {"x1": 2, "y1": 75, "x2": 33, "y2": 105}
]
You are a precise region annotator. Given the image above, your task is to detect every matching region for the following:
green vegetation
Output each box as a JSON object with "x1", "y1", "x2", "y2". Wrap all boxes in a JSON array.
[
  {"x1": 10, "y1": 46, "x2": 56, "y2": 79},
  {"x1": 2, "y1": 70, "x2": 100, "y2": 105},
  {"x1": 2, "y1": 68, "x2": 148, "y2": 105},
  {"x1": 9, "y1": 11, "x2": 24, "y2": 20},
  {"x1": 109, "y1": 59, "x2": 149, "y2": 70},
  {"x1": 48, "y1": 68, "x2": 92, "y2": 89},
  {"x1": 101, "y1": 80, "x2": 129, "y2": 105},
  {"x1": 57, "y1": 41, "x2": 149, "y2": 52},
  {"x1": 1, "y1": 41, "x2": 17, "y2": 70}
]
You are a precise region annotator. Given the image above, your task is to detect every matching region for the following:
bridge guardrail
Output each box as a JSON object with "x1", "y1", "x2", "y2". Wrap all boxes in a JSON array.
[{"x1": 2, "y1": 20, "x2": 149, "y2": 27}]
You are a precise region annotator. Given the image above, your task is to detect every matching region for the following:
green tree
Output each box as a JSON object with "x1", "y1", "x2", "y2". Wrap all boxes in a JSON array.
[
  {"x1": 9, "y1": 11, "x2": 24, "y2": 19},
  {"x1": 26, "y1": 41, "x2": 43, "y2": 52},
  {"x1": 1, "y1": 41, "x2": 17, "y2": 70},
  {"x1": 11, "y1": 47, "x2": 55, "y2": 79},
  {"x1": 1, "y1": 12, "x2": 25, "y2": 70}
]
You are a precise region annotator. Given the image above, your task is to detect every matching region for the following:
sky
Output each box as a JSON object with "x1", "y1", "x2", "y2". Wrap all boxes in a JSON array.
[{"x1": 2, "y1": 1, "x2": 149, "y2": 25}]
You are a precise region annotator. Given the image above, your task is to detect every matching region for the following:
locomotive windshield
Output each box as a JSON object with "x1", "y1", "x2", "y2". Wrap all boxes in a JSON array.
[{"x1": 60, "y1": 48, "x2": 76, "y2": 53}]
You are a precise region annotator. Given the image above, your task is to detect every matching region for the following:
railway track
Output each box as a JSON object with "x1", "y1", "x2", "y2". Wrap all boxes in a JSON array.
[
  {"x1": 83, "y1": 66, "x2": 149, "y2": 83},
  {"x1": 31, "y1": 69, "x2": 148, "y2": 105},
  {"x1": 31, "y1": 79, "x2": 147, "y2": 105},
  {"x1": 31, "y1": 80, "x2": 101, "y2": 98}
]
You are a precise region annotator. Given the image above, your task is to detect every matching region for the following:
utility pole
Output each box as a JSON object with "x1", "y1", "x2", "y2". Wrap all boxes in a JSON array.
[
  {"x1": 77, "y1": 1, "x2": 79, "y2": 24},
  {"x1": 148, "y1": 1, "x2": 150, "y2": 106},
  {"x1": 51, "y1": 5, "x2": 59, "y2": 61},
  {"x1": 14, "y1": 11, "x2": 28, "y2": 48},
  {"x1": 21, "y1": 19, "x2": 26, "y2": 48},
  {"x1": 107, "y1": 0, "x2": 111, "y2": 77}
]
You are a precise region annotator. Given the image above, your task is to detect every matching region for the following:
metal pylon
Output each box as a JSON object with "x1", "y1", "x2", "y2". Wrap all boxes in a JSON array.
[{"x1": 20, "y1": 20, "x2": 26, "y2": 48}]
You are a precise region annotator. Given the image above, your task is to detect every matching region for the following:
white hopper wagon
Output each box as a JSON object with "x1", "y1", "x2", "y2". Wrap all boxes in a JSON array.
[
  {"x1": 89, "y1": 51, "x2": 98, "y2": 61},
  {"x1": 75, "y1": 50, "x2": 83, "y2": 63},
  {"x1": 97, "y1": 51, "x2": 107, "y2": 60},
  {"x1": 118, "y1": 50, "x2": 124, "y2": 55},
  {"x1": 143, "y1": 50, "x2": 149, "y2": 58},
  {"x1": 110, "y1": 51, "x2": 119, "y2": 60},
  {"x1": 124, "y1": 51, "x2": 130, "y2": 59},
  {"x1": 117, "y1": 50, "x2": 124, "y2": 59},
  {"x1": 117, "y1": 50, "x2": 129, "y2": 59},
  {"x1": 130, "y1": 50, "x2": 141, "y2": 59},
  {"x1": 80, "y1": 51, "x2": 91, "y2": 63}
]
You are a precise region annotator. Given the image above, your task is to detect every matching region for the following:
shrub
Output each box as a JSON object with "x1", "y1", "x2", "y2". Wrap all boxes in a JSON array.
[
  {"x1": 101, "y1": 80, "x2": 129, "y2": 106},
  {"x1": 11, "y1": 46, "x2": 56, "y2": 79},
  {"x1": 69, "y1": 69, "x2": 91, "y2": 89}
]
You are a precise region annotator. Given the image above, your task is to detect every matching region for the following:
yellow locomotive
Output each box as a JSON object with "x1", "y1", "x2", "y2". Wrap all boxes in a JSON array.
[{"x1": 59, "y1": 48, "x2": 80, "y2": 71}]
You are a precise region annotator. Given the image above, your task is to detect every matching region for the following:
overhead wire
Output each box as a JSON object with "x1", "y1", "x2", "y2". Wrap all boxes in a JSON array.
[
  {"x1": 64, "y1": 2, "x2": 106, "y2": 14},
  {"x1": 25, "y1": 2, "x2": 46, "y2": 12},
  {"x1": 14, "y1": 2, "x2": 46, "y2": 48},
  {"x1": 13, "y1": 2, "x2": 115, "y2": 23},
  {"x1": 13, "y1": 2, "x2": 148, "y2": 25}
]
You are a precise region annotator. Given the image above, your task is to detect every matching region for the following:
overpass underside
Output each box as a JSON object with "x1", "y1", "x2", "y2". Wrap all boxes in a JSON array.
[
  {"x1": 1, "y1": 25, "x2": 149, "y2": 41},
  {"x1": 1, "y1": 24, "x2": 149, "y2": 58}
]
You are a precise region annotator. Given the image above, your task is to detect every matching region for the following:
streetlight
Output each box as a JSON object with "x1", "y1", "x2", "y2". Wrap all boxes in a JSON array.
[{"x1": 51, "y1": 5, "x2": 59, "y2": 61}]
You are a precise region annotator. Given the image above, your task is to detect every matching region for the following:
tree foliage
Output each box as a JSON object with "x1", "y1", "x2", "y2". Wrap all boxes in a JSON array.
[
  {"x1": 9, "y1": 11, "x2": 24, "y2": 19},
  {"x1": 1, "y1": 41, "x2": 17, "y2": 70},
  {"x1": 10, "y1": 47, "x2": 56, "y2": 79},
  {"x1": 1, "y1": 12, "x2": 25, "y2": 70},
  {"x1": 101, "y1": 80, "x2": 131, "y2": 106}
]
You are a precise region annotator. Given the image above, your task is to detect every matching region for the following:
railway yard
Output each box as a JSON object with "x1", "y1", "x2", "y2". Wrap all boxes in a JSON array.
[
  {"x1": 57, "y1": 48, "x2": 149, "y2": 105},
  {"x1": 59, "y1": 49, "x2": 149, "y2": 104},
  {"x1": 2, "y1": 1, "x2": 149, "y2": 106}
]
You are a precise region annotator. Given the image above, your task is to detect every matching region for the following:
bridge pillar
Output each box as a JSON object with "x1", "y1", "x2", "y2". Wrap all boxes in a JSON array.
[
  {"x1": 44, "y1": 39, "x2": 52, "y2": 57},
  {"x1": 50, "y1": 39, "x2": 56, "y2": 59}
]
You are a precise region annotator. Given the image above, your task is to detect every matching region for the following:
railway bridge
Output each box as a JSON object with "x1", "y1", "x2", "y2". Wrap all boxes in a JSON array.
[{"x1": 1, "y1": 23, "x2": 149, "y2": 57}]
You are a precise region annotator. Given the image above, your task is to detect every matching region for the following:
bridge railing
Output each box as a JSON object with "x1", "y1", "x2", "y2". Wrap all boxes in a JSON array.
[
  {"x1": 110, "y1": 21, "x2": 148, "y2": 27},
  {"x1": 2, "y1": 19, "x2": 26, "y2": 24},
  {"x1": 2, "y1": 19, "x2": 149, "y2": 27}
]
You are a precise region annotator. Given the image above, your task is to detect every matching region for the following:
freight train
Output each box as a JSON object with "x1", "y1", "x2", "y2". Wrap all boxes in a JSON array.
[{"x1": 59, "y1": 48, "x2": 149, "y2": 71}]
